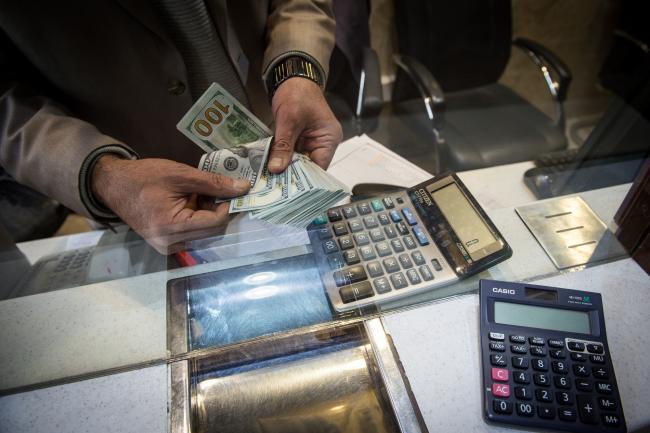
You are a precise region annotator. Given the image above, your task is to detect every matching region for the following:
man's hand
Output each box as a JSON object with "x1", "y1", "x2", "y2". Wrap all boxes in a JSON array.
[
  {"x1": 91, "y1": 155, "x2": 250, "y2": 254},
  {"x1": 268, "y1": 77, "x2": 343, "y2": 173}
]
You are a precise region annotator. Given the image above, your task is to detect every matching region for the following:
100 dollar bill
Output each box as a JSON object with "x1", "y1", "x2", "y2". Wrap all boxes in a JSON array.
[{"x1": 177, "y1": 83, "x2": 271, "y2": 153}]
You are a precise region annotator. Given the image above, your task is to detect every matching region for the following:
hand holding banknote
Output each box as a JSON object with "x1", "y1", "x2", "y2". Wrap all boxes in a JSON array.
[
  {"x1": 92, "y1": 156, "x2": 250, "y2": 254},
  {"x1": 268, "y1": 78, "x2": 343, "y2": 173}
]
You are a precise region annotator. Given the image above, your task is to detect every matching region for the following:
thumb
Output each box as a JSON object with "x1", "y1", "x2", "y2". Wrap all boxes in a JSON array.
[
  {"x1": 269, "y1": 110, "x2": 301, "y2": 173},
  {"x1": 178, "y1": 168, "x2": 251, "y2": 198}
]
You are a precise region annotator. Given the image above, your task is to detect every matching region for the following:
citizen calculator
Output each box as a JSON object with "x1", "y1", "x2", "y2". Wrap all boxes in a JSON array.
[
  {"x1": 480, "y1": 279, "x2": 626, "y2": 432},
  {"x1": 307, "y1": 173, "x2": 512, "y2": 312}
]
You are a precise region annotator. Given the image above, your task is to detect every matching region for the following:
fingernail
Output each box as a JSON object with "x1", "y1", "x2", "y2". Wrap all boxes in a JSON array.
[
  {"x1": 269, "y1": 157, "x2": 284, "y2": 171},
  {"x1": 235, "y1": 179, "x2": 251, "y2": 189}
]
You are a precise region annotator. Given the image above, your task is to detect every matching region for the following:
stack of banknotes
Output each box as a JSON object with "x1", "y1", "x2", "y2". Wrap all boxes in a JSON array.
[{"x1": 177, "y1": 83, "x2": 349, "y2": 228}]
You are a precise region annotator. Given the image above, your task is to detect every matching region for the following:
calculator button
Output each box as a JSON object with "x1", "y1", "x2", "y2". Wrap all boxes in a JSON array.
[
  {"x1": 406, "y1": 269, "x2": 421, "y2": 285},
  {"x1": 390, "y1": 272, "x2": 408, "y2": 289},
  {"x1": 359, "y1": 245, "x2": 376, "y2": 261},
  {"x1": 554, "y1": 375, "x2": 571, "y2": 389},
  {"x1": 370, "y1": 199, "x2": 384, "y2": 212},
  {"x1": 556, "y1": 391, "x2": 574, "y2": 405},
  {"x1": 573, "y1": 364, "x2": 589, "y2": 377},
  {"x1": 516, "y1": 402, "x2": 534, "y2": 417},
  {"x1": 398, "y1": 253, "x2": 413, "y2": 269},
  {"x1": 530, "y1": 347, "x2": 546, "y2": 357},
  {"x1": 548, "y1": 339, "x2": 564, "y2": 348},
  {"x1": 533, "y1": 373, "x2": 550, "y2": 386},
  {"x1": 377, "y1": 213, "x2": 391, "y2": 225},
  {"x1": 575, "y1": 379, "x2": 593, "y2": 392},
  {"x1": 567, "y1": 341, "x2": 585, "y2": 351},
  {"x1": 411, "y1": 226, "x2": 430, "y2": 246},
  {"x1": 390, "y1": 238, "x2": 405, "y2": 253},
  {"x1": 333, "y1": 266, "x2": 367, "y2": 287},
  {"x1": 419, "y1": 265, "x2": 434, "y2": 281},
  {"x1": 366, "y1": 261, "x2": 384, "y2": 278},
  {"x1": 333, "y1": 222, "x2": 349, "y2": 236},
  {"x1": 513, "y1": 371, "x2": 530, "y2": 384},
  {"x1": 401, "y1": 207, "x2": 417, "y2": 225},
  {"x1": 598, "y1": 397, "x2": 617, "y2": 411},
  {"x1": 338, "y1": 235, "x2": 354, "y2": 250},
  {"x1": 490, "y1": 342, "x2": 506, "y2": 352},
  {"x1": 411, "y1": 251, "x2": 425, "y2": 265},
  {"x1": 431, "y1": 258, "x2": 443, "y2": 271},
  {"x1": 593, "y1": 366, "x2": 609, "y2": 379},
  {"x1": 382, "y1": 257, "x2": 400, "y2": 273},
  {"x1": 369, "y1": 228, "x2": 385, "y2": 242},
  {"x1": 596, "y1": 382, "x2": 613, "y2": 394},
  {"x1": 558, "y1": 408, "x2": 577, "y2": 422},
  {"x1": 396, "y1": 197, "x2": 404, "y2": 204},
  {"x1": 492, "y1": 383, "x2": 510, "y2": 398},
  {"x1": 327, "y1": 209, "x2": 342, "y2": 222},
  {"x1": 510, "y1": 335, "x2": 526, "y2": 344},
  {"x1": 493, "y1": 399, "x2": 513, "y2": 414},
  {"x1": 363, "y1": 215, "x2": 379, "y2": 229},
  {"x1": 490, "y1": 354, "x2": 507, "y2": 366},
  {"x1": 357, "y1": 203, "x2": 372, "y2": 215},
  {"x1": 587, "y1": 343, "x2": 605, "y2": 354},
  {"x1": 353, "y1": 232, "x2": 370, "y2": 246},
  {"x1": 529, "y1": 337, "x2": 545, "y2": 346},
  {"x1": 396, "y1": 222, "x2": 409, "y2": 235},
  {"x1": 323, "y1": 240, "x2": 339, "y2": 254},
  {"x1": 535, "y1": 389, "x2": 553, "y2": 403},
  {"x1": 343, "y1": 249, "x2": 360, "y2": 265},
  {"x1": 383, "y1": 225, "x2": 397, "y2": 239},
  {"x1": 376, "y1": 242, "x2": 392, "y2": 257},
  {"x1": 602, "y1": 413, "x2": 622, "y2": 427},
  {"x1": 342, "y1": 206, "x2": 357, "y2": 218},
  {"x1": 339, "y1": 281, "x2": 374, "y2": 304},
  {"x1": 510, "y1": 345, "x2": 527, "y2": 354},
  {"x1": 328, "y1": 254, "x2": 344, "y2": 270},
  {"x1": 373, "y1": 277, "x2": 392, "y2": 294},
  {"x1": 389, "y1": 210, "x2": 402, "y2": 222},
  {"x1": 550, "y1": 349, "x2": 566, "y2": 359},
  {"x1": 382, "y1": 197, "x2": 395, "y2": 209},
  {"x1": 512, "y1": 356, "x2": 529, "y2": 369},
  {"x1": 492, "y1": 367, "x2": 509, "y2": 382},
  {"x1": 570, "y1": 352, "x2": 587, "y2": 362},
  {"x1": 590, "y1": 354, "x2": 606, "y2": 364},
  {"x1": 551, "y1": 361, "x2": 568, "y2": 374},
  {"x1": 317, "y1": 227, "x2": 333, "y2": 239},
  {"x1": 515, "y1": 386, "x2": 531, "y2": 400},
  {"x1": 312, "y1": 214, "x2": 327, "y2": 226},
  {"x1": 403, "y1": 235, "x2": 417, "y2": 250},
  {"x1": 489, "y1": 332, "x2": 505, "y2": 341},
  {"x1": 532, "y1": 358, "x2": 548, "y2": 371},
  {"x1": 577, "y1": 395, "x2": 598, "y2": 424},
  {"x1": 348, "y1": 219, "x2": 363, "y2": 233},
  {"x1": 538, "y1": 406, "x2": 555, "y2": 419}
]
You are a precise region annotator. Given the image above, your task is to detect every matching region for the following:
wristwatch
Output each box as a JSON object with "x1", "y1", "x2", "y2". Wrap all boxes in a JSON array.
[{"x1": 266, "y1": 55, "x2": 324, "y2": 98}]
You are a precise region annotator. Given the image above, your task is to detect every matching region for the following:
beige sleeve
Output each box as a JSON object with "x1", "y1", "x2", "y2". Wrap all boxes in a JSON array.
[
  {"x1": 263, "y1": 0, "x2": 336, "y2": 80},
  {"x1": 0, "y1": 83, "x2": 133, "y2": 219}
]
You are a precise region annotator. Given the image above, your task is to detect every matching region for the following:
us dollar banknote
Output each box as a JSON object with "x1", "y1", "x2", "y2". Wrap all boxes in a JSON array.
[
  {"x1": 177, "y1": 83, "x2": 271, "y2": 153},
  {"x1": 198, "y1": 137, "x2": 272, "y2": 188}
]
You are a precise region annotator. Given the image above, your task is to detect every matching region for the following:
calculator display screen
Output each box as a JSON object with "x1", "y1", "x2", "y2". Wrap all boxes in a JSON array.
[
  {"x1": 429, "y1": 183, "x2": 497, "y2": 261},
  {"x1": 494, "y1": 301, "x2": 591, "y2": 334}
]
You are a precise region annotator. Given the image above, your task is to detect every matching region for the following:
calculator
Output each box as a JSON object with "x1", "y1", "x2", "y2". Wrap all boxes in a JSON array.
[
  {"x1": 307, "y1": 173, "x2": 512, "y2": 312},
  {"x1": 480, "y1": 279, "x2": 626, "y2": 432}
]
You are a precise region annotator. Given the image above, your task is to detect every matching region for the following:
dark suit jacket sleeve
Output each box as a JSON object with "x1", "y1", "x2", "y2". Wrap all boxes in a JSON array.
[
  {"x1": 263, "y1": 0, "x2": 336, "y2": 80},
  {"x1": 0, "y1": 82, "x2": 133, "y2": 219}
]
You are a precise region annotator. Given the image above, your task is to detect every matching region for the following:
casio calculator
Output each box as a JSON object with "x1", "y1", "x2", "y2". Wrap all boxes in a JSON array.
[
  {"x1": 480, "y1": 279, "x2": 626, "y2": 432},
  {"x1": 307, "y1": 173, "x2": 512, "y2": 312}
]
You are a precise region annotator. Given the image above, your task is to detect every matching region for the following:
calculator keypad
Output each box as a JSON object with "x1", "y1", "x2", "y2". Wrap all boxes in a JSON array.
[
  {"x1": 485, "y1": 334, "x2": 625, "y2": 432},
  {"x1": 308, "y1": 192, "x2": 449, "y2": 309}
]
